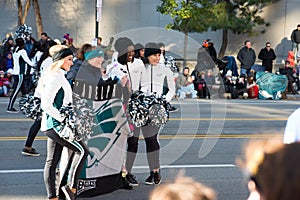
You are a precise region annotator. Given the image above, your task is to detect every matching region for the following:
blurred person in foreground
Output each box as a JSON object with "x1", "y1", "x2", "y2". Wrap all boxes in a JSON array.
[
  {"x1": 283, "y1": 107, "x2": 300, "y2": 143},
  {"x1": 149, "y1": 175, "x2": 216, "y2": 200},
  {"x1": 237, "y1": 138, "x2": 300, "y2": 200}
]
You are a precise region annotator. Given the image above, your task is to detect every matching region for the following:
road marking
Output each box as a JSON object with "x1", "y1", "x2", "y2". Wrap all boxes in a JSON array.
[
  {"x1": 0, "y1": 164, "x2": 236, "y2": 174},
  {"x1": 135, "y1": 164, "x2": 236, "y2": 169},
  {"x1": 0, "y1": 169, "x2": 44, "y2": 174},
  {"x1": 0, "y1": 118, "x2": 32, "y2": 122},
  {"x1": 169, "y1": 117, "x2": 287, "y2": 121},
  {"x1": 0, "y1": 133, "x2": 281, "y2": 141},
  {"x1": 0, "y1": 117, "x2": 288, "y2": 122}
]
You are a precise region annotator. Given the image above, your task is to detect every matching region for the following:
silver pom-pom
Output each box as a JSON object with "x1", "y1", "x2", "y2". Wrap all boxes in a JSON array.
[
  {"x1": 128, "y1": 91, "x2": 169, "y2": 127},
  {"x1": 20, "y1": 95, "x2": 42, "y2": 120},
  {"x1": 15, "y1": 24, "x2": 32, "y2": 40},
  {"x1": 58, "y1": 103, "x2": 79, "y2": 141}
]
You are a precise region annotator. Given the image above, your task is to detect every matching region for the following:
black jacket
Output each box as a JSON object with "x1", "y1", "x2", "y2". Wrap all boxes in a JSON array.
[
  {"x1": 237, "y1": 47, "x2": 256, "y2": 70},
  {"x1": 258, "y1": 48, "x2": 276, "y2": 69},
  {"x1": 291, "y1": 29, "x2": 300, "y2": 44},
  {"x1": 73, "y1": 61, "x2": 117, "y2": 101}
]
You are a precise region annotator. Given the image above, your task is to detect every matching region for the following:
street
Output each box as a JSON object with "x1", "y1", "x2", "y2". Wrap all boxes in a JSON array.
[{"x1": 0, "y1": 96, "x2": 299, "y2": 200}]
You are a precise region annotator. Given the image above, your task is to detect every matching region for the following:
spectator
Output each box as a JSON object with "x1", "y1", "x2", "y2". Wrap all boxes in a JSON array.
[
  {"x1": 158, "y1": 42, "x2": 178, "y2": 112},
  {"x1": 24, "y1": 36, "x2": 36, "y2": 56},
  {"x1": 233, "y1": 74, "x2": 248, "y2": 99},
  {"x1": 237, "y1": 138, "x2": 300, "y2": 200},
  {"x1": 40, "y1": 32, "x2": 51, "y2": 45},
  {"x1": 202, "y1": 39, "x2": 217, "y2": 63},
  {"x1": 237, "y1": 40, "x2": 256, "y2": 76},
  {"x1": 4, "y1": 52, "x2": 13, "y2": 71},
  {"x1": 66, "y1": 43, "x2": 93, "y2": 87},
  {"x1": 3, "y1": 36, "x2": 14, "y2": 55},
  {"x1": 247, "y1": 72, "x2": 259, "y2": 99},
  {"x1": 149, "y1": 175, "x2": 216, "y2": 200},
  {"x1": 195, "y1": 71, "x2": 208, "y2": 99},
  {"x1": 0, "y1": 70, "x2": 9, "y2": 96},
  {"x1": 258, "y1": 42, "x2": 276, "y2": 73},
  {"x1": 62, "y1": 33, "x2": 70, "y2": 45},
  {"x1": 205, "y1": 69, "x2": 219, "y2": 99},
  {"x1": 66, "y1": 37, "x2": 77, "y2": 54},
  {"x1": 5, "y1": 68, "x2": 13, "y2": 89},
  {"x1": 279, "y1": 60, "x2": 297, "y2": 94},
  {"x1": 291, "y1": 24, "x2": 300, "y2": 58},
  {"x1": 176, "y1": 67, "x2": 197, "y2": 99},
  {"x1": 223, "y1": 70, "x2": 235, "y2": 99},
  {"x1": 97, "y1": 36, "x2": 114, "y2": 52}
]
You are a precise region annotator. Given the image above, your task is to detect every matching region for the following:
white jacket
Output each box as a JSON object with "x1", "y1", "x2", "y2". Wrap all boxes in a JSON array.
[
  {"x1": 127, "y1": 58, "x2": 145, "y2": 92},
  {"x1": 12, "y1": 47, "x2": 35, "y2": 75},
  {"x1": 141, "y1": 63, "x2": 175, "y2": 102},
  {"x1": 40, "y1": 69, "x2": 73, "y2": 131}
]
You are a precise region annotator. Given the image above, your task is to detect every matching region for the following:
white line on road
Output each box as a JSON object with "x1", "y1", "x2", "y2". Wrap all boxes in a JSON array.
[
  {"x1": 0, "y1": 169, "x2": 44, "y2": 173},
  {"x1": 0, "y1": 164, "x2": 236, "y2": 174}
]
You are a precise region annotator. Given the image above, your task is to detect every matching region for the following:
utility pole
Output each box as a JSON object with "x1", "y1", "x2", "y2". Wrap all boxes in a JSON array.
[{"x1": 95, "y1": 0, "x2": 103, "y2": 38}]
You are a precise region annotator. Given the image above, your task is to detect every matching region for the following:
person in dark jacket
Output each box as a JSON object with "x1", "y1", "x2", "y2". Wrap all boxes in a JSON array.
[
  {"x1": 258, "y1": 42, "x2": 277, "y2": 73},
  {"x1": 237, "y1": 40, "x2": 256, "y2": 76},
  {"x1": 291, "y1": 24, "x2": 300, "y2": 58},
  {"x1": 202, "y1": 39, "x2": 217, "y2": 63}
]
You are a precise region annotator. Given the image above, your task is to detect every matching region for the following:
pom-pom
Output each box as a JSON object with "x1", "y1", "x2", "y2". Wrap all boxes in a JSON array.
[
  {"x1": 20, "y1": 95, "x2": 42, "y2": 120},
  {"x1": 127, "y1": 91, "x2": 169, "y2": 127}
]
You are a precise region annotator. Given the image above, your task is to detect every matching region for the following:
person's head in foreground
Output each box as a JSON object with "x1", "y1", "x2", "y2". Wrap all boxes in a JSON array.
[
  {"x1": 149, "y1": 176, "x2": 216, "y2": 200},
  {"x1": 237, "y1": 138, "x2": 300, "y2": 200}
]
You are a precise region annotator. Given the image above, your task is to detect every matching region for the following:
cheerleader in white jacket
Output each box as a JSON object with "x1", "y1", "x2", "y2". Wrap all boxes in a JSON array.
[
  {"x1": 40, "y1": 45, "x2": 88, "y2": 200},
  {"x1": 136, "y1": 43, "x2": 175, "y2": 185}
]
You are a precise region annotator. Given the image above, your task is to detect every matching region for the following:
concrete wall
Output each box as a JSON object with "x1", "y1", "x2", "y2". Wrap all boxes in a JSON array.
[{"x1": 0, "y1": 0, "x2": 297, "y2": 65}]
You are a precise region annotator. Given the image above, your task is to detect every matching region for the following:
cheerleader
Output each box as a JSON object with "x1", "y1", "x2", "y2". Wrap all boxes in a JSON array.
[{"x1": 40, "y1": 45, "x2": 88, "y2": 200}]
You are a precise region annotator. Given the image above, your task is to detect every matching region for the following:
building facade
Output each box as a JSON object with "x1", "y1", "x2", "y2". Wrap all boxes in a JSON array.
[{"x1": 0, "y1": 0, "x2": 298, "y2": 64}]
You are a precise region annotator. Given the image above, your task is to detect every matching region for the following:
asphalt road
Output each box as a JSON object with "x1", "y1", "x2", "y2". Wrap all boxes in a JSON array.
[{"x1": 0, "y1": 96, "x2": 299, "y2": 200}]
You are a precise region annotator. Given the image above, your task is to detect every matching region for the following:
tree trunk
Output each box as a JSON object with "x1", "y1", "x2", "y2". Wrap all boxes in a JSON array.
[
  {"x1": 21, "y1": 0, "x2": 31, "y2": 25},
  {"x1": 17, "y1": 0, "x2": 22, "y2": 25},
  {"x1": 17, "y1": 0, "x2": 31, "y2": 25},
  {"x1": 183, "y1": 30, "x2": 188, "y2": 68},
  {"x1": 32, "y1": 0, "x2": 43, "y2": 36},
  {"x1": 219, "y1": 29, "x2": 228, "y2": 58}
]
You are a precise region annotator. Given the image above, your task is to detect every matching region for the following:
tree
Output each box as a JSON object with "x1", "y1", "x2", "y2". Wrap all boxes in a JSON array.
[
  {"x1": 157, "y1": 0, "x2": 213, "y2": 66},
  {"x1": 157, "y1": 0, "x2": 279, "y2": 59},
  {"x1": 17, "y1": 0, "x2": 43, "y2": 37}
]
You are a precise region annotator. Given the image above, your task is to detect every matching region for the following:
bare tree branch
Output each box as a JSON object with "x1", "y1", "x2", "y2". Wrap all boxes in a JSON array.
[{"x1": 32, "y1": 0, "x2": 43, "y2": 36}]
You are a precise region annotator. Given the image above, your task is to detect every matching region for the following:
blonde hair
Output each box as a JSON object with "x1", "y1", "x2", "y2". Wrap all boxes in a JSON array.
[
  {"x1": 149, "y1": 176, "x2": 216, "y2": 200},
  {"x1": 36, "y1": 45, "x2": 71, "y2": 95},
  {"x1": 47, "y1": 45, "x2": 69, "y2": 72}
]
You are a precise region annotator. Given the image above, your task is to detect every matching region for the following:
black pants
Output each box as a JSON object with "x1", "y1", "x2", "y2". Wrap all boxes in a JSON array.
[
  {"x1": 44, "y1": 129, "x2": 89, "y2": 199},
  {"x1": 7, "y1": 74, "x2": 26, "y2": 110},
  {"x1": 24, "y1": 118, "x2": 41, "y2": 148},
  {"x1": 126, "y1": 124, "x2": 160, "y2": 173}
]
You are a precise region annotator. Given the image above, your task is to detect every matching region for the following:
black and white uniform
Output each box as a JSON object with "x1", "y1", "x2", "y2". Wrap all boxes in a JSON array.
[
  {"x1": 7, "y1": 47, "x2": 35, "y2": 110},
  {"x1": 127, "y1": 62, "x2": 175, "y2": 171},
  {"x1": 40, "y1": 68, "x2": 88, "y2": 199}
]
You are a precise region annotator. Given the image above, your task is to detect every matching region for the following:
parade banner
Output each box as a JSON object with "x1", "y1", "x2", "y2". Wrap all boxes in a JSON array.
[{"x1": 60, "y1": 98, "x2": 131, "y2": 197}]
